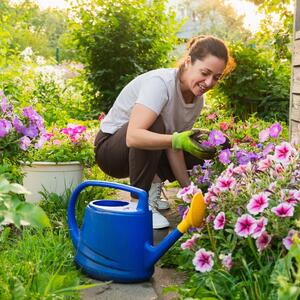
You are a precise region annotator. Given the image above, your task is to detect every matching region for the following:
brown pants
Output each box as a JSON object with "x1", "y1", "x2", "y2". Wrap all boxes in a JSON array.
[{"x1": 94, "y1": 116, "x2": 202, "y2": 193}]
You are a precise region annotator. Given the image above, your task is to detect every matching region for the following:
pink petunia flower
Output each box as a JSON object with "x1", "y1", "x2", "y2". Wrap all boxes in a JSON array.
[
  {"x1": 269, "y1": 123, "x2": 282, "y2": 139},
  {"x1": 259, "y1": 129, "x2": 269, "y2": 143},
  {"x1": 206, "y1": 112, "x2": 217, "y2": 120},
  {"x1": 246, "y1": 193, "x2": 269, "y2": 215},
  {"x1": 213, "y1": 212, "x2": 226, "y2": 230},
  {"x1": 271, "y1": 202, "x2": 294, "y2": 218},
  {"x1": 256, "y1": 231, "x2": 271, "y2": 252},
  {"x1": 257, "y1": 156, "x2": 273, "y2": 172},
  {"x1": 192, "y1": 248, "x2": 214, "y2": 273},
  {"x1": 282, "y1": 229, "x2": 300, "y2": 250},
  {"x1": 219, "y1": 253, "x2": 233, "y2": 271},
  {"x1": 216, "y1": 176, "x2": 236, "y2": 191},
  {"x1": 274, "y1": 142, "x2": 294, "y2": 163},
  {"x1": 181, "y1": 234, "x2": 201, "y2": 250},
  {"x1": 252, "y1": 217, "x2": 268, "y2": 239},
  {"x1": 219, "y1": 148, "x2": 231, "y2": 165},
  {"x1": 234, "y1": 214, "x2": 257, "y2": 237},
  {"x1": 176, "y1": 182, "x2": 200, "y2": 203}
]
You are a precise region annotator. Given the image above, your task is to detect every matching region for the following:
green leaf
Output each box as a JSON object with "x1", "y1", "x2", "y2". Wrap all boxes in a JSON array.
[
  {"x1": 9, "y1": 183, "x2": 30, "y2": 195},
  {"x1": 16, "y1": 202, "x2": 51, "y2": 228}
]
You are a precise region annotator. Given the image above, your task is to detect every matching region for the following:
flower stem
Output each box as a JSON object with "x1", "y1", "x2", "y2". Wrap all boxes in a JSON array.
[{"x1": 247, "y1": 237, "x2": 263, "y2": 268}]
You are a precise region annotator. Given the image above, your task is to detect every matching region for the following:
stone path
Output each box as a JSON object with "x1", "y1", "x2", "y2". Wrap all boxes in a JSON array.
[{"x1": 81, "y1": 184, "x2": 185, "y2": 300}]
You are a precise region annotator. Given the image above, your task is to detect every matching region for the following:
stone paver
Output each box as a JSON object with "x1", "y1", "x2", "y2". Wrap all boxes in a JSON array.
[{"x1": 81, "y1": 183, "x2": 184, "y2": 300}]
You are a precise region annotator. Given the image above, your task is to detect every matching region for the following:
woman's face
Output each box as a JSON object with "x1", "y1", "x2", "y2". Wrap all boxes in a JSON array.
[{"x1": 181, "y1": 54, "x2": 226, "y2": 97}]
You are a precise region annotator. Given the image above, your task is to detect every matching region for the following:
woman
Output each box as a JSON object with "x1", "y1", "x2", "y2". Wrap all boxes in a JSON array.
[{"x1": 94, "y1": 35, "x2": 230, "y2": 229}]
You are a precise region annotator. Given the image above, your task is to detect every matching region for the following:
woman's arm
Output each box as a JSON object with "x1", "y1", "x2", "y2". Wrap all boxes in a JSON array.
[
  {"x1": 126, "y1": 103, "x2": 172, "y2": 150},
  {"x1": 166, "y1": 149, "x2": 191, "y2": 188}
]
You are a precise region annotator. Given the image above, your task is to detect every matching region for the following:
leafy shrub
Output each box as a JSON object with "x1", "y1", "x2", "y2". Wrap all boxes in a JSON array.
[
  {"x1": 215, "y1": 42, "x2": 290, "y2": 121},
  {"x1": 69, "y1": 0, "x2": 179, "y2": 113}
]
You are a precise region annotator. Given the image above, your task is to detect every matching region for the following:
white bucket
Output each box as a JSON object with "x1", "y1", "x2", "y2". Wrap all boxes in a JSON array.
[{"x1": 22, "y1": 161, "x2": 83, "y2": 203}]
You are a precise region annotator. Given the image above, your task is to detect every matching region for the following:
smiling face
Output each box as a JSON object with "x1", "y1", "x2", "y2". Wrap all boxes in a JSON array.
[{"x1": 180, "y1": 54, "x2": 226, "y2": 102}]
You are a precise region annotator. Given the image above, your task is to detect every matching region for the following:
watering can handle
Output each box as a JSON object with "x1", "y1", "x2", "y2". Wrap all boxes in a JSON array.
[{"x1": 67, "y1": 180, "x2": 148, "y2": 248}]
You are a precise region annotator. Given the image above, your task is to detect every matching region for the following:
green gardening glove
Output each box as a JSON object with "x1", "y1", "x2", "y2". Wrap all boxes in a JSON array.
[{"x1": 172, "y1": 130, "x2": 216, "y2": 160}]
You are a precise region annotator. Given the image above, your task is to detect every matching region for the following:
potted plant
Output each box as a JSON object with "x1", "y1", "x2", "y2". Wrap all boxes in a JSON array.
[{"x1": 22, "y1": 123, "x2": 95, "y2": 202}]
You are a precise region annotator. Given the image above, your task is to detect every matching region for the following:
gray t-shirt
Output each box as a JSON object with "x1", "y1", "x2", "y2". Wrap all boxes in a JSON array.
[{"x1": 100, "y1": 68, "x2": 204, "y2": 134}]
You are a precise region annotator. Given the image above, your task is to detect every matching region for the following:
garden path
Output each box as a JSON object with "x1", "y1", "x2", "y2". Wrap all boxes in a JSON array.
[{"x1": 81, "y1": 183, "x2": 185, "y2": 300}]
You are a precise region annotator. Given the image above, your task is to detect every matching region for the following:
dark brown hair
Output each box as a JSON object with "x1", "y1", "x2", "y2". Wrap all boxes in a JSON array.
[{"x1": 177, "y1": 35, "x2": 235, "y2": 78}]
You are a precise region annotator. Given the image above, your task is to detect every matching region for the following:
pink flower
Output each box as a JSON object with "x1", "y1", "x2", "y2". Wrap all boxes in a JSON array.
[
  {"x1": 181, "y1": 234, "x2": 200, "y2": 250},
  {"x1": 192, "y1": 248, "x2": 214, "y2": 273},
  {"x1": 213, "y1": 212, "x2": 226, "y2": 230},
  {"x1": 256, "y1": 231, "x2": 271, "y2": 252},
  {"x1": 177, "y1": 182, "x2": 200, "y2": 203},
  {"x1": 216, "y1": 176, "x2": 236, "y2": 191},
  {"x1": 282, "y1": 230, "x2": 299, "y2": 250},
  {"x1": 271, "y1": 202, "x2": 294, "y2": 218},
  {"x1": 206, "y1": 112, "x2": 217, "y2": 120},
  {"x1": 252, "y1": 217, "x2": 268, "y2": 239},
  {"x1": 219, "y1": 149, "x2": 231, "y2": 165},
  {"x1": 219, "y1": 253, "x2": 233, "y2": 271},
  {"x1": 259, "y1": 129, "x2": 269, "y2": 143},
  {"x1": 257, "y1": 156, "x2": 273, "y2": 172},
  {"x1": 269, "y1": 123, "x2": 282, "y2": 139},
  {"x1": 274, "y1": 142, "x2": 294, "y2": 163},
  {"x1": 234, "y1": 214, "x2": 257, "y2": 237},
  {"x1": 219, "y1": 122, "x2": 229, "y2": 131},
  {"x1": 246, "y1": 193, "x2": 269, "y2": 215}
]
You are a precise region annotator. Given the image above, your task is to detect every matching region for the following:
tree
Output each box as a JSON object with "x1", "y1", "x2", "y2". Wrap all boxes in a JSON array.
[
  {"x1": 175, "y1": 0, "x2": 252, "y2": 42},
  {"x1": 69, "y1": 0, "x2": 180, "y2": 113}
]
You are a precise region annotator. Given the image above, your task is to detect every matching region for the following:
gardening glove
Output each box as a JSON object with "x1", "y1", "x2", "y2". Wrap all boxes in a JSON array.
[{"x1": 172, "y1": 129, "x2": 215, "y2": 160}]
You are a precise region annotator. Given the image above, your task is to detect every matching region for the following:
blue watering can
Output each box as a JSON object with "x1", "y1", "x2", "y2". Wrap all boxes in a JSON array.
[{"x1": 67, "y1": 180, "x2": 205, "y2": 283}]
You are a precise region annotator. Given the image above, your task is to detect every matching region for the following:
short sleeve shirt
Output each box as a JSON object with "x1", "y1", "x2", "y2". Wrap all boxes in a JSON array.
[{"x1": 100, "y1": 68, "x2": 204, "y2": 134}]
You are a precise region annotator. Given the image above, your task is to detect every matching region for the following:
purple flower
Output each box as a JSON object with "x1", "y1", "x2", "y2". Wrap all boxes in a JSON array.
[
  {"x1": 0, "y1": 119, "x2": 12, "y2": 137},
  {"x1": 19, "y1": 136, "x2": 31, "y2": 150},
  {"x1": 236, "y1": 150, "x2": 251, "y2": 165},
  {"x1": 283, "y1": 230, "x2": 299, "y2": 250},
  {"x1": 1, "y1": 95, "x2": 7, "y2": 113},
  {"x1": 192, "y1": 248, "x2": 214, "y2": 272},
  {"x1": 219, "y1": 148, "x2": 231, "y2": 165},
  {"x1": 208, "y1": 130, "x2": 226, "y2": 146},
  {"x1": 234, "y1": 214, "x2": 257, "y2": 237},
  {"x1": 263, "y1": 143, "x2": 275, "y2": 156},
  {"x1": 12, "y1": 116, "x2": 25, "y2": 134},
  {"x1": 23, "y1": 125, "x2": 39, "y2": 138},
  {"x1": 269, "y1": 123, "x2": 282, "y2": 139}
]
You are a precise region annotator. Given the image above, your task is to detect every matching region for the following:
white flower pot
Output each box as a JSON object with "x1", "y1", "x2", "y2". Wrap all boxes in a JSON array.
[{"x1": 22, "y1": 161, "x2": 83, "y2": 203}]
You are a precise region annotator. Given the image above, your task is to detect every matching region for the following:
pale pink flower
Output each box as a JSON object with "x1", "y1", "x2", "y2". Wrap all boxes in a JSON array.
[
  {"x1": 252, "y1": 217, "x2": 268, "y2": 239},
  {"x1": 192, "y1": 248, "x2": 214, "y2": 273},
  {"x1": 213, "y1": 212, "x2": 226, "y2": 230},
  {"x1": 256, "y1": 231, "x2": 271, "y2": 252},
  {"x1": 219, "y1": 253, "x2": 233, "y2": 271},
  {"x1": 259, "y1": 129, "x2": 269, "y2": 143},
  {"x1": 274, "y1": 142, "x2": 294, "y2": 163},
  {"x1": 257, "y1": 156, "x2": 273, "y2": 172},
  {"x1": 216, "y1": 176, "x2": 236, "y2": 191},
  {"x1": 246, "y1": 193, "x2": 269, "y2": 215},
  {"x1": 282, "y1": 229, "x2": 299, "y2": 250},
  {"x1": 234, "y1": 214, "x2": 257, "y2": 237},
  {"x1": 233, "y1": 164, "x2": 248, "y2": 175},
  {"x1": 177, "y1": 182, "x2": 200, "y2": 203},
  {"x1": 271, "y1": 202, "x2": 294, "y2": 218},
  {"x1": 181, "y1": 234, "x2": 200, "y2": 250}
]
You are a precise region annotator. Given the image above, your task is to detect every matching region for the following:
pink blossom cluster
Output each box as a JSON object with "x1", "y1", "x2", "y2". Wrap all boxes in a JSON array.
[{"x1": 177, "y1": 126, "x2": 299, "y2": 273}]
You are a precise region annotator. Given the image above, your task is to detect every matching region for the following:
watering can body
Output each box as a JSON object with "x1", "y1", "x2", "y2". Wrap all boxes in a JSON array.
[{"x1": 67, "y1": 180, "x2": 206, "y2": 283}]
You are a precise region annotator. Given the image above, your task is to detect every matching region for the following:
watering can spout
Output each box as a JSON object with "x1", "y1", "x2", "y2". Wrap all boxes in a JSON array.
[{"x1": 144, "y1": 192, "x2": 206, "y2": 269}]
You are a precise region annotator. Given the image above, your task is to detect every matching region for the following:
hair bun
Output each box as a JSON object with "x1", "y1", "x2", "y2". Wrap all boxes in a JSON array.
[{"x1": 187, "y1": 35, "x2": 206, "y2": 50}]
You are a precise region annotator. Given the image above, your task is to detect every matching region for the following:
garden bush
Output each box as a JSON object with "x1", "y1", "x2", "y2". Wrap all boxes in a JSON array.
[
  {"x1": 215, "y1": 42, "x2": 290, "y2": 122},
  {"x1": 69, "y1": 0, "x2": 179, "y2": 113}
]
